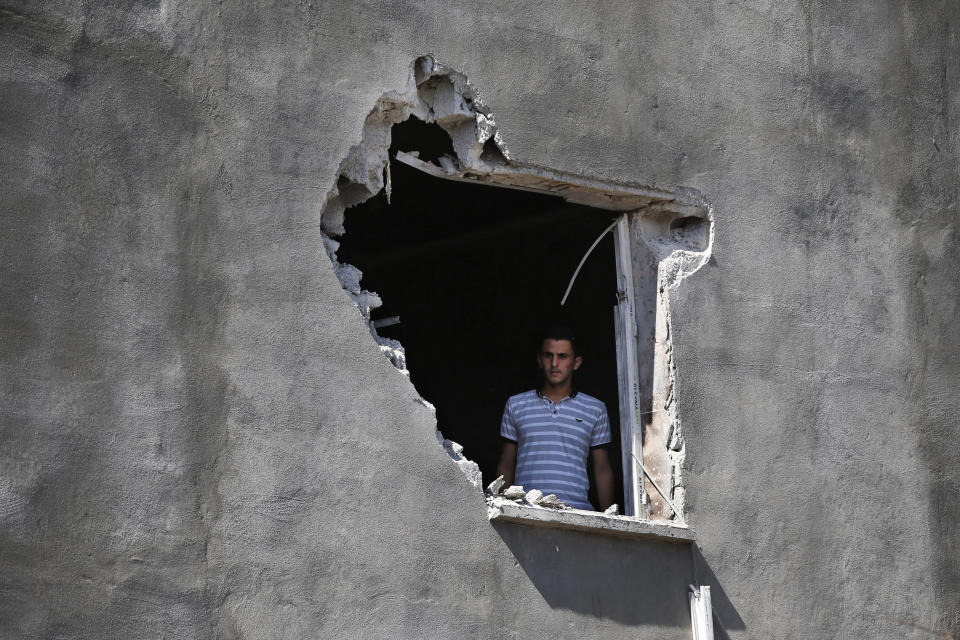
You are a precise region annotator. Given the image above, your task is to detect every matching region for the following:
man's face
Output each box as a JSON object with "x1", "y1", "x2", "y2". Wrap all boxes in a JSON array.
[{"x1": 537, "y1": 339, "x2": 582, "y2": 387}]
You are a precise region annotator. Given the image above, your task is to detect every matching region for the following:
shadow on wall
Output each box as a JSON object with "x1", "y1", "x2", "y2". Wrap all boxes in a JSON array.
[
  {"x1": 690, "y1": 546, "x2": 746, "y2": 638},
  {"x1": 492, "y1": 523, "x2": 745, "y2": 634}
]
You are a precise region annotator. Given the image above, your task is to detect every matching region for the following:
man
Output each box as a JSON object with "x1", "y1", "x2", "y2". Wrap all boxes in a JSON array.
[{"x1": 496, "y1": 325, "x2": 615, "y2": 511}]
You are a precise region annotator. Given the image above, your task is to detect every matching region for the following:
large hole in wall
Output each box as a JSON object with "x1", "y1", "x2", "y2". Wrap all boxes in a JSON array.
[
  {"x1": 335, "y1": 117, "x2": 626, "y2": 507},
  {"x1": 321, "y1": 57, "x2": 713, "y2": 519}
]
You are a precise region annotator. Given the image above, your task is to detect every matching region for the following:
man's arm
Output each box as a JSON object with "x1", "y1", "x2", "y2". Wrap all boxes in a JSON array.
[
  {"x1": 496, "y1": 440, "x2": 518, "y2": 490},
  {"x1": 591, "y1": 446, "x2": 615, "y2": 511}
]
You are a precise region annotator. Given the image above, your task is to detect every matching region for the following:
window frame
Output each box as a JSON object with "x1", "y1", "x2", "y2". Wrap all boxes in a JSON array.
[
  {"x1": 612, "y1": 213, "x2": 645, "y2": 518},
  {"x1": 393, "y1": 151, "x2": 701, "y2": 527}
]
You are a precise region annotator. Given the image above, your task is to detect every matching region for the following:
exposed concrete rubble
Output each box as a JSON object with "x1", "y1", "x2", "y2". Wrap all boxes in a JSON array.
[
  {"x1": 502, "y1": 485, "x2": 527, "y2": 500},
  {"x1": 523, "y1": 488, "x2": 543, "y2": 503},
  {"x1": 486, "y1": 475, "x2": 505, "y2": 495},
  {"x1": 484, "y1": 478, "x2": 574, "y2": 511},
  {"x1": 631, "y1": 205, "x2": 714, "y2": 521},
  {"x1": 436, "y1": 431, "x2": 482, "y2": 490},
  {"x1": 425, "y1": 396, "x2": 484, "y2": 491},
  {"x1": 320, "y1": 56, "x2": 511, "y2": 239},
  {"x1": 322, "y1": 234, "x2": 408, "y2": 374},
  {"x1": 537, "y1": 493, "x2": 566, "y2": 509},
  {"x1": 321, "y1": 56, "x2": 513, "y2": 385}
]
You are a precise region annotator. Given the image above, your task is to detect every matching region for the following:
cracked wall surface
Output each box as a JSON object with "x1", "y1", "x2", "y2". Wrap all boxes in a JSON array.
[{"x1": 2, "y1": 2, "x2": 959, "y2": 640}]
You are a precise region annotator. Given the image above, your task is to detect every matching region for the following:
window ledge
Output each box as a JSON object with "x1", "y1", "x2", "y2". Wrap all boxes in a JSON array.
[{"x1": 487, "y1": 498, "x2": 695, "y2": 543}]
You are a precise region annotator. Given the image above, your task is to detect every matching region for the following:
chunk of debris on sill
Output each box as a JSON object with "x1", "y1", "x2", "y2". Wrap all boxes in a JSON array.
[
  {"x1": 484, "y1": 487, "x2": 573, "y2": 511},
  {"x1": 603, "y1": 504, "x2": 619, "y2": 516},
  {"x1": 486, "y1": 475, "x2": 505, "y2": 496},
  {"x1": 524, "y1": 489, "x2": 543, "y2": 504},
  {"x1": 535, "y1": 493, "x2": 569, "y2": 510},
  {"x1": 502, "y1": 485, "x2": 525, "y2": 501}
]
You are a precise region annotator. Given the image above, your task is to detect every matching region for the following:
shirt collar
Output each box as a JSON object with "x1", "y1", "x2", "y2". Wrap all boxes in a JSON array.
[{"x1": 536, "y1": 388, "x2": 578, "y2": 401}]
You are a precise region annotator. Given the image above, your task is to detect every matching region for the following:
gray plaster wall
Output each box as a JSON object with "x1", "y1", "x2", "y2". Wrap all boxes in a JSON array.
[{"x1": 1, "y1": 2, "x2": 958, "y2": 639}]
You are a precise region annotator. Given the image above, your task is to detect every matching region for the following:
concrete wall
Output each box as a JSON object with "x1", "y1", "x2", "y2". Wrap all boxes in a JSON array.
[{"x1": 1, "y1": 2, "x2": 958, "y2": 638}]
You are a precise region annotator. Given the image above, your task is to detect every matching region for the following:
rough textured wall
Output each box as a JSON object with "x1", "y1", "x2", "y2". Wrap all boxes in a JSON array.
[{"x1": 1, "y1": 2, "x2": 957, "y2": 639}]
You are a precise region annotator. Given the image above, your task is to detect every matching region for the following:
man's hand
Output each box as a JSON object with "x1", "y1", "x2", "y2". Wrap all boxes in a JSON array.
[
  {"x1": 496, "y1": 441, "x2": 518, "y2": 490},
  {"x1": 591, "y1": 446, "x2": 615, "y2": 511}
]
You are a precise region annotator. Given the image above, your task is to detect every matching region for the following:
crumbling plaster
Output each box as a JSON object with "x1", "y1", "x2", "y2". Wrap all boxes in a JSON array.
[{"x1": 1, "y1": 2, "x2": 959, "y2": 640}]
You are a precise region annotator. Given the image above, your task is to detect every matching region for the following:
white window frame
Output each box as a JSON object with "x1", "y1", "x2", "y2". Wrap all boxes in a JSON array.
[{"x1": 612, "y1": 213, "x2": 645, "y2": 518}]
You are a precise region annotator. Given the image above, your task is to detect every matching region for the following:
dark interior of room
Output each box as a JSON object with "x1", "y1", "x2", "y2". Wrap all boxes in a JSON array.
[{"x1": 336, "y1": 117, "x2": 624, "y2": 509}]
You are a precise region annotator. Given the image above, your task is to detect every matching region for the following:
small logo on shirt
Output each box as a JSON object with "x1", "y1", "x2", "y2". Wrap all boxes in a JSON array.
[{"x1": 575, "y1": 418, "x2": 583, "y2": 423}]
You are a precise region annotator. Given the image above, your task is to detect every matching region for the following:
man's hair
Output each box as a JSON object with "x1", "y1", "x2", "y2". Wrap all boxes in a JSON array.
[{"x1": 538, "y1": 322, "x2": 578, "y2": 357}]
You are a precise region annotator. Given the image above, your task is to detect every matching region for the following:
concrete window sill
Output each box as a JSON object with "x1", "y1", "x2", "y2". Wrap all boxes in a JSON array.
[{"x1": 486, "y1": 498, "x2": 695, "y2": 543}]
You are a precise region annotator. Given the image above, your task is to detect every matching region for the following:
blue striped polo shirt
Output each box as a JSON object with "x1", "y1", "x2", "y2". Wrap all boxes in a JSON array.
[{"x1": 500, "y1": 389, "x2": 612, "y2": 510}]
